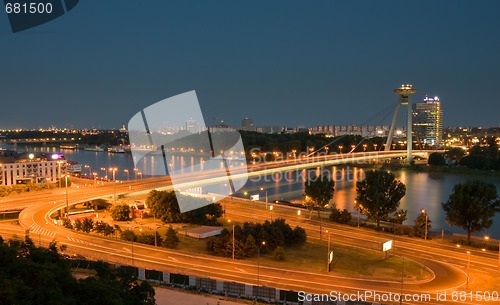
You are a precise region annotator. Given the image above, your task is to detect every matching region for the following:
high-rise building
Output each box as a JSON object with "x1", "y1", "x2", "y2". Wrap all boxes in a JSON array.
[
  {"x1": 186, "y1": 119, "x2": 201, "y2": 133},
  {"x1": 412, "y1": 96, "x2": 443, "y2": 147},
  {"x1": 241, "y1": 117, "x2": 255, "y2": 131}
]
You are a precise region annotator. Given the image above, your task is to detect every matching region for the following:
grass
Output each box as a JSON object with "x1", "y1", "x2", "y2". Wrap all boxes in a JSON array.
[{"x1": 244, "y1": 241, "x2": 431, "y2": 281}]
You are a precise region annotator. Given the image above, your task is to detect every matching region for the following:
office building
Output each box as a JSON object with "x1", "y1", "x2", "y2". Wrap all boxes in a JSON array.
[{"x1": 412, "y1": 96, "x2": 443, "y2": 146}]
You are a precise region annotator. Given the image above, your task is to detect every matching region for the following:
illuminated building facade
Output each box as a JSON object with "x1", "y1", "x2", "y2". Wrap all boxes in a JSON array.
[{"x1": 412, "y1": 96, "x2": 443, "y2": 147}]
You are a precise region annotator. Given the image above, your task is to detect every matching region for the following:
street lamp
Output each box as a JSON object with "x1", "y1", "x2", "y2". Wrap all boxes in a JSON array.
[
  {"x1": 228, "y1": 219, "x2": 235, "y2": 260},
  {"x1": 84, "y1": 164, "x2": 92, "y2": 179},
  {"x1": 269, "y1": 205, "x2": 273, "y2": 221},
  {"x1": 259, "y1": 187, "x2": 268, "y2": 208},
  {"x1": 124, "y1": 169, "x2": 130, "y2": 181},
  {"x1": 486, "y1": 236, "x2": 500, "y2": 271},
  {"x1": 466, "y1": 250, "x2": 471, "y2": 289},
  {"x1": 110, "y1": 167, "x2": 117, "y2": 204},
  {"x1": 57, "y1": 161, "x2": 64, "y2": 188},
  {"x1": 355, "y1": 200, "x2": 360, "y2": 228},
  {"x1": 133, "y1": 168, "x2": 138, "y2": 180},
  {"x1": 100, "y1": 167, "x2": 108, "y2": 180},
  {"x1": 257, "y1": 241, "x2": 266, "y2": 286},
  {"x1": 64, "y1": 174, "x2": 69, "y2": 217},
  {"x1": 420, "y1": 209, "x2": 428, "y2": 240},
  {"x1": 326, "y1": 230, "x2": 332, "y2": 272}
]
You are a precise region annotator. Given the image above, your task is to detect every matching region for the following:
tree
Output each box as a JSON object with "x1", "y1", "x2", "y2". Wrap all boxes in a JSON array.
[
  {"x1": 162, "y1": 226, "x2": 180, "y2": 249},
  {"x1": 304, "y1": 173, "x2": 335, "y2": 239},
  {"x1": 446, "y1": 147, "x2": 465, "y2": 162},
  {"x1": 74, "y1": 219, "x2": 83, "y2": 231},
  {"x1": 146, "y1": 190, "x2": 222, "y2": 225},
  {"x1": 442, "y1": 180, "x2": 500, "y2": 243},
  {"x1": 120, "y1": 229, "x2": 137, "y2": 242},
  {"x1": 388, "y1": 209, "x2": 407, "y2": 224},
  {"x1": 82, "y1": 218, "x2": 94, "y2": 233},
  {"x1": 428, "y1": 152, "x2": 446, "y2": 166},
  {"x1": 356, "y1": 170, "x2": 406, "y2": 229},
  {"x1": 273, "y1": 246, "x2": 286, "y2": 261},
  {"x1": 111, "y1": 204, "x2": 131, "y2": 221},
  {"x1": 0, "y1": 237, "x2": 156, "y2": 305},
  {"x1": 414, "y1": 213, "x2": 432, "y2": 239}
]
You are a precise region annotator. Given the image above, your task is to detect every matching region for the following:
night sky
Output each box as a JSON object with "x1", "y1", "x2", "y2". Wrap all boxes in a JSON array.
[{"x1": 1, "y1": 1, "x2": 499, "y2": 129}]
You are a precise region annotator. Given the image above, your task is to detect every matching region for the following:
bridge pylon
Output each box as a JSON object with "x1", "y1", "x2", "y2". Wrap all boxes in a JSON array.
[{"x1": 385, "y1": 84, "x2": 416, "y2": 164}]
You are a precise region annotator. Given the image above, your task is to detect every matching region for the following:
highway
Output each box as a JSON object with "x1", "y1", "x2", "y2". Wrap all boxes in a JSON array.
[{"x1": 1, "y1": 150, "x2": 499, "y2": 304}]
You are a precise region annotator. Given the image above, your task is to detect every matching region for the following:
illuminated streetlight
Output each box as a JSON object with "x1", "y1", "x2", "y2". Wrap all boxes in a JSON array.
[
  {"x1": 420, "y1": 209, "x2": 428, "y2": 240},
  {"x1": 64, "y1": 174, "x2": 69, "y2": 217},
  {"x1": 100, "y1": 167, "x2": 108, "y2": 180},
  {"x1": 326, "y1": 230, "x2": 332, "y2": 272},
  {"x1": 110, "y1": 167, "x2": 117, "y2": 203},
  {"x1": 57, "y1": 161, "x2": 64, "y2": 188},
  {"x1": 259, "y1": 187, "x2": 268, "y2": 208},
  {"x1": 269, "y1": 205, "x2": 273, "y2": 220},
  {"x1": 84, "y1": 165, "x2": 92, "y2": 178},
  {"x1": 124, "y1": 169, "x2": 130, "y2": 181},
  {"x1": 257, "y1": 241, "x2": 266, "y2": 286}
]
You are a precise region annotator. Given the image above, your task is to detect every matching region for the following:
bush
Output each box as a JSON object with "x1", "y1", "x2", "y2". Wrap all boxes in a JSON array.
[
  {"x1": 111, "y1": 204, "x2": 131, "y2": 221},
  {"x1": 329, "y1": 208, "x2": 352, "y2": 224},
  {"x1": 120, "y1": 229, "x2": 136, "y2": 242},
  {"x1": 273, "y1": 246, "x2": 286, "y2": 261},
  {"x1": 428, "y1": 152, "x2": 446, "y2": 166},
  {"x1": 207, "y1": 219, "x2": 306, "y2": 258},
  {"x1": 62, "y1": 218, "x2": 73, "y2": 229}
]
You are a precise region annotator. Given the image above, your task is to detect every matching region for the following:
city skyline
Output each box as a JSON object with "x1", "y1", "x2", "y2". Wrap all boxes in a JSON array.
[{"x1": 1, "y1": 1, "x2": 500, "y2": 129}]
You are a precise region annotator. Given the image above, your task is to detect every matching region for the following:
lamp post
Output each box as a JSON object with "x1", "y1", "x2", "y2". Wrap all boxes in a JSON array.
[
  {"x1": 420, "y1": 209, "x2": 428, "y2": 240},
  {"x1": 269, "y1": 205, "x2": 273, "y2": 221},
  {"x1": 65, "y1": 174, "x2": 69, "y2": 217},
  {"x1": 228, "y1": 219, "x2": 235, "y2": 260},
  {"x1": 400, "y1": 257, "x2": 405, "y2": 305},
  {"x1": 257, "y1": 241, "x2": 266, "y2": 286},
  {"x1": 84, "y1": 165, "x2": 91, "y2": 179},
  {"x1": 485, "y1": 236, "x2": 500, "y2": 271},
  {"x1": 57, "y1": 161, "x2": 63, "y2": 188},
  {"x1": 466, "y1": 250, "x2": 471, "y2": 289},
  {"x1": 133, "y1": 168, "x2": 138, "y2": 180},
  {"x1": 259, "y1": 187, "x2": 268, "y2": 208},
  {"x1": 124, "y1": 169, "x2": 129, "y2": 181},
  {"x1": 100, "y1": 167, "x2": 107, "y2": 181},
  {"x1": 110, "y1": 167, "x2": 117, "y2": 204},
  {"x1": 355, "y1": 200, "x2": 360, "y2": 228},
  {"x1": 326, "y1": 230, "x2": 332, "y2": 272}
]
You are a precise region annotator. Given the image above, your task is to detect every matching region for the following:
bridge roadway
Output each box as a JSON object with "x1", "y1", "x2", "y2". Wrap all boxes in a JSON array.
[{"x1": 3, "y1": 150, "x2": 497, "y2": 304}]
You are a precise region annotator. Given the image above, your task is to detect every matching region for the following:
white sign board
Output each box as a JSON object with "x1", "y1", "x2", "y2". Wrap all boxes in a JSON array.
[{"x1": 382, "y1": 240, "x2": 393, "y2": 252}]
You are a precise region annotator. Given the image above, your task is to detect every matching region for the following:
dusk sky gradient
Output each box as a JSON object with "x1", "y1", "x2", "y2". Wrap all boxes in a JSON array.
[{"x1": 1, "y1": 1, "x2": 499, "y2": 129}]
